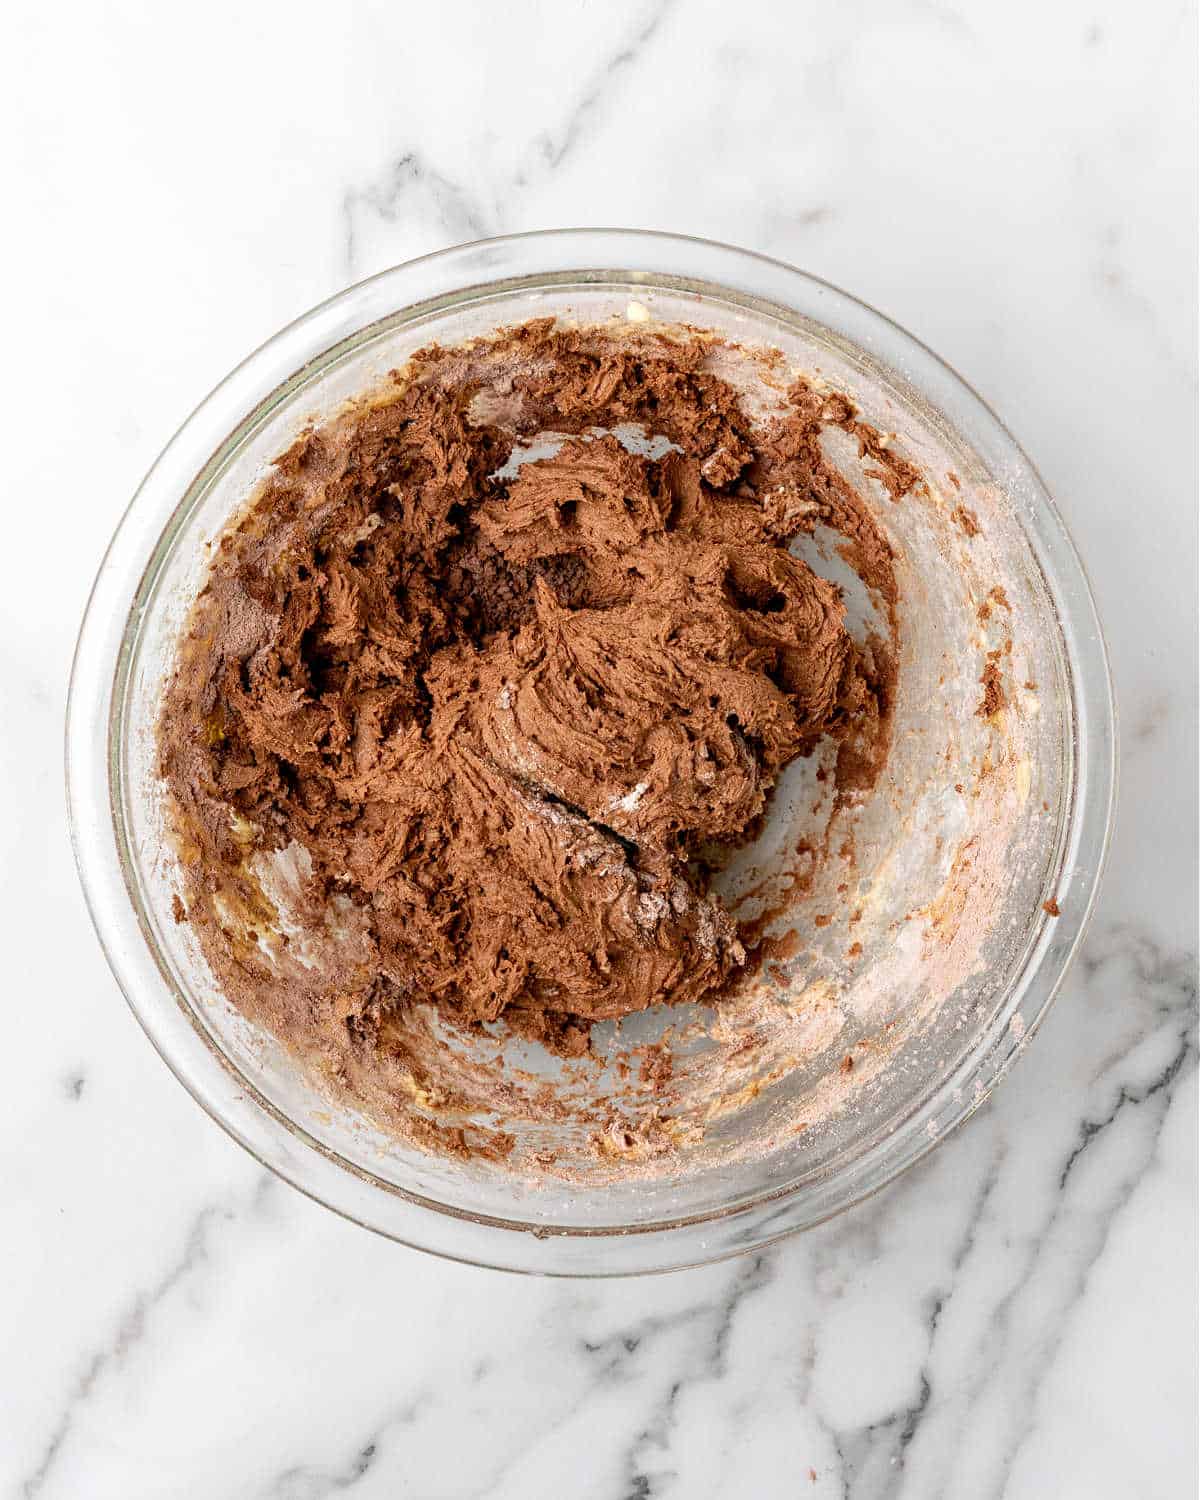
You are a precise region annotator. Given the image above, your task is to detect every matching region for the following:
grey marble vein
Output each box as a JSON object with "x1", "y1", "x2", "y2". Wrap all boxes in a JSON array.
[
  {"x1": 19, "y1": 1175, "x2": 276, "y2": 1499},
  {"x1": 340, "y1": 0, "x2": 676, "y2": 283},
  {"x1": 922, "y1": 933, "x2": 1194, "y2": 1500},
  {"x1": 266, "y1": 1394, "x2": 430, "y2": 1500},
  {"x1": 257, "y1": 1284, "x2": 724, "y2": 1500},
  {"x1": 615, "y1": 1253, "x2": 775, "y2": 1498},
  {"x1": 1058, "y1": 1013, "x2": 1195, "y2": 1193},
  {"x1": 534, "y1": 0, "x2": 677, "y2": 172},
  {"x1": 974, "y1": 1123, "x2": 1190, "y2": 1495},
  {"x1": 342, "y1": 152, "x2": 491, "y2": 278},
  {"x1": 814, "y1": 1149, "x2": 1007, "y2": 1497},
  {"x1": 602, "y1": 924, "x2": 1196, "y2": 1500},
  {"x1": 427, "y1": 1256, "x2": 774, "y2": 1500}
]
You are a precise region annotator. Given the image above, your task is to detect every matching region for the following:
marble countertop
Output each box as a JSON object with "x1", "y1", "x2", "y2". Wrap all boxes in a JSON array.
[{"x1": 4, "y1": 1, "x2": 1196, "y2": 1495}]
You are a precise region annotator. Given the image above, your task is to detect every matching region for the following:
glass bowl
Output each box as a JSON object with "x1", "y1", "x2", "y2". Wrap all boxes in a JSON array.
[{"x1": 66, "y1": 231, "x2": 1115, "y2": 1275}]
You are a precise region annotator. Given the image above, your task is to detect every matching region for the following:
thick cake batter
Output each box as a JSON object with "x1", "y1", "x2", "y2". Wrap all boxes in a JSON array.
[{"x1": 160, "y1": 320, "x2": 901, "y2": 1078}]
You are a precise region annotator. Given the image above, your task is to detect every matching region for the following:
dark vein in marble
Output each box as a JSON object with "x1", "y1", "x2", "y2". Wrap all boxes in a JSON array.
[
  {"x1": 284, "y1": 1285, "x2": 725, "y2": 1500},
  {"x1": 19, "y1": 1175, "x2": 275, "y2": 1498},
  {"x1": 791, "y1": 929, "x2": 1195, "y2": 1497},
  {"x1": 617, "y1": 1252, "x2": 775, "y2": 1499},
  {"x1": 342, "y1": 152, "x2": 490, "y2": 277},
  {"x1": 266, "y1": 1394, "x2": 430, "y2": 1499},
  {"x1": 964, "y1": 936, "x2": 1196, "y2": 1500},
  {"x1": 982, "y1": 1086, "x2": 1192, "y2": 1495},
  {"x1": 1077, "y1": 926, "x2": 1199, "y2": 1079},
  {"x1": 460, "y1": 1301, "x2": 707, "y2": 1498},
  {"x1": 577, "y1": 1304, "x2": 716, "y2": 1386},
  {"x1": 339, "y1": 1, "x2": 672, "y2": 283},
  {"x1": 829, "y1": 1432, "x2": 852, "y2": 1500},
  {"x1": 425, "y1": 1255, "x2": 774, "y2": 1500},
  {"x1": 537, "y1": 0, "x2": 676, "y2": 170},
  {"x1": 1058, "y1": 1017, "x2": 1196, "y2": 1192},
  {"x1": 829, "y1": 1149, "x2": 1004, "y2": 1498}
]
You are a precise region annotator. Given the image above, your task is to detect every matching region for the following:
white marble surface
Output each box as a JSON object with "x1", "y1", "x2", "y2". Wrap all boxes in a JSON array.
[{"x1": 3, "y1": 1, "x2": 1197, "y2": 1494}]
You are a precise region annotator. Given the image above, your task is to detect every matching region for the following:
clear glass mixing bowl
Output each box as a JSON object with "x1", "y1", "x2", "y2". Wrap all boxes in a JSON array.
[{"x1": 66, "y1": 231, "x2": 1115, "y2": 1274}]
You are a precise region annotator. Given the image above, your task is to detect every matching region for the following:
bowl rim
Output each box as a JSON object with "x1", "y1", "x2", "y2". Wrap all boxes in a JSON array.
[{"x1": 65, "y1": 228, "x2": 1117, "y2": 1275}]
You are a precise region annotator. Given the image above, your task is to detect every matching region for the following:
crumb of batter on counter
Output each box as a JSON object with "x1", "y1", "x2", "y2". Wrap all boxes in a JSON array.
[
  {"x1": 839, "y1": 1053, "x2": 854, "y2": 1073},
  {"x1": 1043, "y1": 898, "x2": 1061, "y2": 916},
  {"x1": 847, "y1": 941, "x2": 863, "y2": 958},
  {"x1": 952, "y1": 503, "x2": 982, "y2": 537},
  {"x1": 1025, "y1": 679, "x2": 1037, "y2": 691},
  {"x1": 171, "y1": 894, "x2": 186, "y2": 923},
  {"x1": 814, "y1": 913, "x2": 833, "y2": 927}
]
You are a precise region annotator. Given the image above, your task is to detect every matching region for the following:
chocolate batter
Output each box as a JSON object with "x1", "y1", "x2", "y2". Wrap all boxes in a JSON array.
[{"x1": 160, "y1": 321, "x2": 899, "y2": 1073}]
